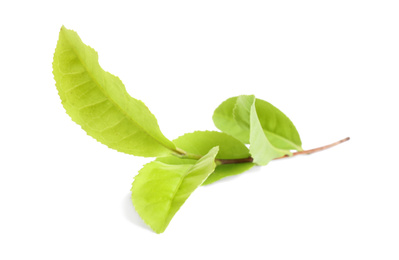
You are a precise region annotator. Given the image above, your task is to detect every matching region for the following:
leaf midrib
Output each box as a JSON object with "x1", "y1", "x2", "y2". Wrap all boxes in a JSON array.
[{"x1": 161, "y1": 162, "x2": 194, "y2": 231}]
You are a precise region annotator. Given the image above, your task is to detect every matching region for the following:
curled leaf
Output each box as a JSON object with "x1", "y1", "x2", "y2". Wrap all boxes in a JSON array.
[
  {"x1": 213, "y1": 95, "x2": 302, "y2": 151},
  {"x1": 132, "y1": 147, "x2": 219, "y2": 233}
]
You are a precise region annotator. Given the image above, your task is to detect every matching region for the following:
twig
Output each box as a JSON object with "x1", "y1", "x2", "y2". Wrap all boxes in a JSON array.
[
  {"x1": 274, "y1": 137, "x2": 350, "y2": 160},
  {"x1": 217, "y1": 137, "x2": 350, "y2": 164}
]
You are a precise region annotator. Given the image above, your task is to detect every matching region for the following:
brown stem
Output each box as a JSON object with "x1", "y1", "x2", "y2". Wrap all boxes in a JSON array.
[
  {"x1": 274, "y1": 137, "x2": 350, "y2": 160},
  {"x1": 216, "y1": 137, "x2": 350, "y2": 165},
  {"x1": 217, "y1": 157, "x2": 254, "y2": 165}
]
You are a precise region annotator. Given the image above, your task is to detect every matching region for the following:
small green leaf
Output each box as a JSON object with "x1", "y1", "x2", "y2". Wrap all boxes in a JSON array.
[
  {"x1": 132, "y1": 147, "x2": 219, "y2": 233},
  {"x1": 159, "y1": 131, "x2": 255, "y2": 184},
  {"x1": 233, "y1": 95, "x2": 255, "y2": 131},
  {"x1": 213, "y1": 95, "x2": 302, "y2": 151},
  {"x1": 53, "y1": 26, "x2": 176, "y2": 157},
  {"x1": 249, "y1": 102, "x2": 289, "y2": 165},
  {"x1": 255, "y1": 99, "x2": 302, "y2": 151},
  {"x1": 230, "y1": 95, "x2": 291, "y2": 165},
  {"x1": 212, "y1": 97, "x2": 249, "y2": 143}
]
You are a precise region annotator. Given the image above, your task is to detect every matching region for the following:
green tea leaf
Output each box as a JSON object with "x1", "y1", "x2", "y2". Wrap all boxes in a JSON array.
[
  {"x1": 249, "y1": 103, "x2": 289, "y2": 165},
  {"x1": 158, "y1": 131, "x2": 255, "y2": 184},
  {"x1": 51, "y1": 27, "x2": 349, "y2": 235},
  {"x1": 212, "y1": 97, "x2": 249, "y2": 143},
  {"x1": 233, "y1": 95, "x2": 255, "y2": 131},
  {"x1": 213, "y1": 95, "x2": 302, "y2": 150},
  {"x1": 132, "y1": 147, "x2": 219, "y2": 233},
  {"x1": 230, "y1": 95, "x2": 291, "y2": 165},
  {"x1": 53, "y1": 26, "x2": 176, "y2": 157},
  {"x1": 255, "y1": 99, "x2": 302, "y2": 151},
  {"x1": 156, "y1": 156, "x2": 197, "y2": 165}
]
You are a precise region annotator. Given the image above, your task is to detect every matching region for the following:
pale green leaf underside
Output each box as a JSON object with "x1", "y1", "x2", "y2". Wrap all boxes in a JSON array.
[
  {"x1": 233, "y1": 95, "x2": 290, "y2": 165},
  {"x1": 212, "y1": 97, "x2": 248, "y2": 143},
  {"x1": 53, "y1": 26, "x2": 175, "y2": 157},
  {"x1": 158, "y1": 131, "x2": 255, "y2": 184},
  {"x1": 233, "y1": 95, "x2": 254, "y2": 130},
  {"x1": 249, "y1": 103, "x2": 289, "y2": 165},
  {"x1": 213, "y1": 95, "x2": 302, "y2": 151},
  {"x1": 132, "y1": 147, "x2": 219, "y2": 233},
  {"x1": 255, "y1": 98, "x2": 302, "y2": 151}
]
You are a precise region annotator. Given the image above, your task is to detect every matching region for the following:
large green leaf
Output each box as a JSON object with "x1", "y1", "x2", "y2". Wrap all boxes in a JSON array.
[
  {"x1": 213, "y1": 95, "x2": 302, "y2": 151},
  {"x1": 53, "y1": 26, "x2": 176, "y2": 157},
  {"x1": 157, "y1": 131, "x2": 255, "y2": 184},
  {"x1": 132, "y1": 147, "x2": 219, "y2": 233}
]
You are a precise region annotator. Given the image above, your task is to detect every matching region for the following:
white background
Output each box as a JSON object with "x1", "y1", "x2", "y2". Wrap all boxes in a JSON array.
[{"x1": 1, "y1": 1, "x2": 398, "y2": 259}]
